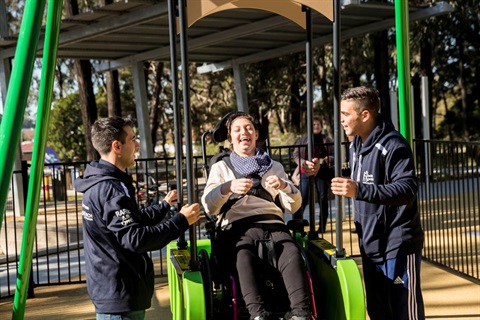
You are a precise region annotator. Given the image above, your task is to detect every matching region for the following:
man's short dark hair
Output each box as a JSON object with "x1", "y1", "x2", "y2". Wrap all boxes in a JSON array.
[
  {"x1": 341, "y1": 86, "x2": 380, "y2": 115},
  {"x1": 91, "y1": 117, "x2": 135, "y2": 155}
]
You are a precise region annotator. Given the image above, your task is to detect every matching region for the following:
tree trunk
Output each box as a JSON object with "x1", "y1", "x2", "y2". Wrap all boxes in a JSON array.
[
  {"x1": 65, "y1": 0, "x2": 98, "y2": 161},
  {"x1": 457, "y1": 36, "x2": 469, "y2": 141},
  {"x1": 75, "y1": 59, "x2": 98, "y2": 160},
  {"x1": 290, "y1": 75, "x2": 302, "y2": 133},
  {"x1": 420, "y1": 37, "x2": 433, "y2": 137},
  {"x1": 150, "y1": 62, "x2": 164, "y2": 149},
  {"x1": 55, "y1": 61, "x2": 64, "y2": 99},
  {"x1": 107, "y1": 69, "x2": 122, "y2": 117},
  {"x1": 101, "y1": 0, "x2": 121, "y2": 118},
  {"x1": 373, "y1": 30, "x2": 390, "y2": 118}
]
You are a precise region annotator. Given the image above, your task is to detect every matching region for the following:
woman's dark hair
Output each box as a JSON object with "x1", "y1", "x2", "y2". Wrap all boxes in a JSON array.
[
  {"x1": 226, "y1": 112, "x2": 258, "y2": 134},
  {"x1": 213, "y1": 112, "x2": 267, "y2": 143}
]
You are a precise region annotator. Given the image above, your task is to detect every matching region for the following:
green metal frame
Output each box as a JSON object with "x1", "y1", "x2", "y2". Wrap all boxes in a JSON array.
[
  {"x1": 168, "y1": 240, "x2": 210, "y2": 320},
  {"x1": 304, "y1": 238, "x2": 365, "y2": 320},
  {"x1": 395, "y1": 0, "x2": 413, "y2": 144}
]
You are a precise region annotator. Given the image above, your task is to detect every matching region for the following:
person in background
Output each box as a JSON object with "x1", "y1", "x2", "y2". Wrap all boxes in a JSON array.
[
  {"x1": 202, "y1": 112, "x2": 311, "y2": 320},
  {"x1": 74, "y1": 117, "x2": 200, "y2": 320},
  {"x1": 331, "y1": 86, "x2": 424, "y2": 320},
  {"x1": 292, "y1": 116, "x2": 334, "y2": 233}
]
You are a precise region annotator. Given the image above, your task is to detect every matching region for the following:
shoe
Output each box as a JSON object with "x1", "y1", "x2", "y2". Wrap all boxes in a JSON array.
[
  {"x1": 284, "y1": 311, "x2": 309, "y2": 320},
  {"x1": 252, "y1": 311, "x2": 272, "y2": 320}
]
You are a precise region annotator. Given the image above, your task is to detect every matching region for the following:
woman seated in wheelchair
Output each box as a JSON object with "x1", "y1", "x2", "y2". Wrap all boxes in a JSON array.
[{"x1": 201, "y1": 112, "x2": 312, "y2": 320}]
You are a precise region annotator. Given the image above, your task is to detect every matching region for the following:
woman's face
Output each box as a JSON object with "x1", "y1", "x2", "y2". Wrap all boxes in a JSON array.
[
  {"x1": 228, "y1": 116, "x2": 258, "y2": 157},
  {"x1": 313, "y1": 120, "x2": 322, "y2": 134}
]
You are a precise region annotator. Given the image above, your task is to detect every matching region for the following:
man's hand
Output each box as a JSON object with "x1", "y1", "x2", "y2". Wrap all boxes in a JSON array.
[
  {"x1": 179, "y1": 203, "x2": 201, "y2": 225},
  {"x1": 164, "y1": 189, "x2": 177, "y2": 205},
  {"x1": 331, "y1": 177, "x2": 357, "y2": 198}
]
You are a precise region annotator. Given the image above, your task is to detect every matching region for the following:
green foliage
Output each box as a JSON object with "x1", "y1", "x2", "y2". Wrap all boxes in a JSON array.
[
  {"x1": 189, "y1": 65, "x2": 237, "y2": 136},
  {"x1": 95, "y1": 86, "x2": 108, "y2": 118},
  {"x1": 411, "y1": 0, "x2": 480, "y2": 141},
  {"x1": 117, "y1": 67, "x2": 139, "y2": 117},
  {"x1": 269, "y1": 131, "x2": 299, "y2": 147},
  {"x1": 202, "y1": 139, "x2": 226, "y2": 158},
  {"x1": 48, "y1": 93, "x2": 86, "y2": 161}
]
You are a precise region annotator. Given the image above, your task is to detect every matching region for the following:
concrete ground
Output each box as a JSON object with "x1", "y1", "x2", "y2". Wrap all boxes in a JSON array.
[{"x1": 0, "y1": 259, "x2": 478, "y2": 320}]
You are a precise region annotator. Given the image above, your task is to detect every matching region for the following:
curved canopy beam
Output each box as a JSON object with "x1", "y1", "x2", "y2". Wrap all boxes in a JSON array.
[{"x1": 186, "y1": 0, "x2": 333, "y2": 30}]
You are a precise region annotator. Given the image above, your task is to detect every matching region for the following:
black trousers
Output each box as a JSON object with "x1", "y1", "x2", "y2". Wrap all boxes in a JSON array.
[{"x1": 216, "y1": 225, "x2": 311, "y2": 318}]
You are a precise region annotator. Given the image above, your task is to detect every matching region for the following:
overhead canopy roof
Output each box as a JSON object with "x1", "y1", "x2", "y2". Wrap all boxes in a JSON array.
[{"x1": 0, "y1": 0, "x2": 453, "y2": 72}]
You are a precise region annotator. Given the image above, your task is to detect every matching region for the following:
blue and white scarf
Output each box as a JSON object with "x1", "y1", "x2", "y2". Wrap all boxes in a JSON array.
[{"x1": 229, "y1": 148, "x2": 272, "y2": 177}]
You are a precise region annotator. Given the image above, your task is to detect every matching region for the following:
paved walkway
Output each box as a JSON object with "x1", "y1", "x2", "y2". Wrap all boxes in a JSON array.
[{"x1": 0, "y1": 260, "x2": 478, "y2": 320}]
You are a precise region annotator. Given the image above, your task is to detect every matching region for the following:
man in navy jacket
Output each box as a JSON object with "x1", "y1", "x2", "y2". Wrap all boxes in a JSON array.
[
  {"x1": 74, "y1": 117, "x2": 200, "y2": 320},
  {"x1": 331, "y1": 87, "x2": 424, "y2": 320}
]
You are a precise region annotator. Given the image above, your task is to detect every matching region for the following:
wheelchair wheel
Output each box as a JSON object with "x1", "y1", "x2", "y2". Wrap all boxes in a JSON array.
[{"x1": 199, "y1": 249, "x2": 214, "y2": 319}]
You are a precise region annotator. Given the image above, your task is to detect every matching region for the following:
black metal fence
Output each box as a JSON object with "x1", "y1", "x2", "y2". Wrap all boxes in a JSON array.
[
  {"x1": 414, "y1": 140, "x2": 480, "y2": 279},
  {"x1": 0, "y1": 139, "x2": 478, "y2": 298}
]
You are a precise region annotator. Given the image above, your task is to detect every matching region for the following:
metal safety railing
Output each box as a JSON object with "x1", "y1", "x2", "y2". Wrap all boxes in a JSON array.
[{"x1": 0, "y1": 139, "x2": 478, "y2": 299}]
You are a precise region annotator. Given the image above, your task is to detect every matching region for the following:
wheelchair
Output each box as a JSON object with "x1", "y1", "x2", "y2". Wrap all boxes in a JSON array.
[{"x1": 197, "y1": 214, "x2": 318, "y2": 320}]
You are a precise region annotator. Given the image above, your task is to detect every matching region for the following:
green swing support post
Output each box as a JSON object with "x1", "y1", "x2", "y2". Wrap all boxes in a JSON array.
[
  {"x1": 13, "y1": 1, "x2": 63, "y2": 318},
  {"x1": 0, "y1": 0, "x2": 64, "y2": 318},
  {"x1": 395, "y1": 0, "x2": 413, "y2": 144}
]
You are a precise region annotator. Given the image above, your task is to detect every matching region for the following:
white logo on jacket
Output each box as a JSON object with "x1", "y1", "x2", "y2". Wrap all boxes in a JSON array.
[
  {"x1": 115, "y1": 208, "x2": 134, "y2": 226},
  {"x1": 363, "y1": 171, "x2": 374, "y2": 184},
  {"x1": 82, "y1": 202, "x2": 93, "y2": 221}
]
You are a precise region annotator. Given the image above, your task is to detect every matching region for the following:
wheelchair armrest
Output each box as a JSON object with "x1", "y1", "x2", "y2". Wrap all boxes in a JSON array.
[{"x1": 286, "y1": 219, "x2": 309, "y2": 232}]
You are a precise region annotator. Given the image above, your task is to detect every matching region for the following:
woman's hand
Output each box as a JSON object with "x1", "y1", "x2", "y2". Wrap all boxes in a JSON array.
[
  {"x1": 221, "y1": 178, "x2": 253, "y2": 195},
  {"x1": 265, "y1": 175, "x2": 286, "y2": 190},
  {"x1": 303, "y1": 158, "x2": 321, "y2": 176}
]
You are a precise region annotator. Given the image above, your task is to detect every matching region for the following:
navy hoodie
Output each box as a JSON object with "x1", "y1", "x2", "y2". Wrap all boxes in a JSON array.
[
  {"x1": 74, "y1": 159, "x2": 189, "y2": 313},
  {"x1": 350, "y1": 115, "x2": 424, "y2": 262}
]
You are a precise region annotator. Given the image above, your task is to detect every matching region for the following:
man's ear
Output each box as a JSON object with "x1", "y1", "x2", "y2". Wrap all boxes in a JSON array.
[
  {"x1": 361, "y1": 110, "x2": 370, "y2": 123},
  {"x1": 112, "y1": 141, "x2": 121, "y2": 152}
]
